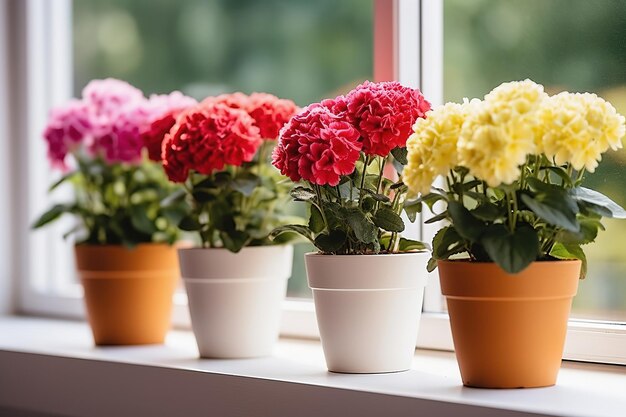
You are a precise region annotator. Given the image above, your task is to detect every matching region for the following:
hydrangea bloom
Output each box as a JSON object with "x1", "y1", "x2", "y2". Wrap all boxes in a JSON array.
[
  {"x1": 162, "y1": 102, "x2": 262, "y2": 183},
  {"x1": 538, "y1": 92, "x2": 625, "y2": 172},
  {"x1": 273, "y1": 104, "x2": 361, "y2": 186},
  {"x1": 404, "y1": 102, "x2": 470, "y2": 196},
  {"x1": 343, "y1": 81, "x2": 431, "y2": 156},
  {"x1": 140, "y1": 92, "x2": 198, "y2": 161},
  {"x1": 204, "y1": 92, "x2": 299, "y2": 140},
  {"x1": 457, "y1": 81, "x2": 546, "y2": 187},
  {"x1": 42, "y1": 100, "x2": 92, "y2": 170}
]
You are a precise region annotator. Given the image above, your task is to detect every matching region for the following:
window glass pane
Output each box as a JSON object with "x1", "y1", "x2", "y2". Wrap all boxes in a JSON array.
[
  {"x1": 73, "y1": 0, "x2": 373, "y2": 298},
  {"x1": 444, "y1": 0, "x2": 626, "y2": 321}
]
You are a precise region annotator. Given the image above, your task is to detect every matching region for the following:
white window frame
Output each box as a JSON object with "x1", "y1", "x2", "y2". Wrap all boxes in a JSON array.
[{"x1": 7, "y1": 0, "x2": 626, "y2": 365}]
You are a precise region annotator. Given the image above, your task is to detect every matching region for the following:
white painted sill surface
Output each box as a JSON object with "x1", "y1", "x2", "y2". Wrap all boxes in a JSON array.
[{"x1": 0, "y1": 317, "x2": 625, "y2": 417}]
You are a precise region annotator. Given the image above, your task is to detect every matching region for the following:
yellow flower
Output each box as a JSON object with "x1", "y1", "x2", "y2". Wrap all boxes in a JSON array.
[
  {"x1": 404, "y1": 102, "x2": 468, "y2": 196},
  {"x1": 454, "y1": 80, "x2": 547, "y2": 187},
  {"x1": 538, "y1": 92, "x2": 626, "y2": 172},
  {"x1": 458, "y1": 100, "x2": 537, "y2": 187}
]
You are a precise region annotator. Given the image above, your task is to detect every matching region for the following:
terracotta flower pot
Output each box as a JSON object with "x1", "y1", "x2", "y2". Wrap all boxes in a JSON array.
[
  {"x1": 75, "y1": 244, "x2": 179, "y2": 346},
  {"x1": 179, "y1": 245, "x2": 293, "y2": 358},
  {"x1": 306, "y1": 252, "x2": 429, "y2": 374},
  {"x1": 438, "y1": 260, "x2": 580, "y2": 388}
]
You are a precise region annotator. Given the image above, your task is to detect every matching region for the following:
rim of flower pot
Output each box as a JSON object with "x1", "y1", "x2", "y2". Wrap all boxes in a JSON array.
[
  {"x1": 437, "y1": 259, "x2": 581, "y2": 299},
  {"x1": 437, "y1": 258, "x2": 582, "y2": 266},
  {"x1": 178, "y1": 243, "x2": 293, "y2": 253},
  {"x1": 305, "y1": 251, "x2": 429, "y2": 290},
  {"x1": 304, "y1": 251, "x2": 429, "y2": 258}
]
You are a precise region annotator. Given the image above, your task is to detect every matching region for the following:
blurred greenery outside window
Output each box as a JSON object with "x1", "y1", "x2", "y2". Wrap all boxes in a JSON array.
[
  {"x1": 73, "y1": 0, "x2": 373, "y2": 298},
  {"x1": 445, "y1": 0, "x2": 626, "y2": 321}
]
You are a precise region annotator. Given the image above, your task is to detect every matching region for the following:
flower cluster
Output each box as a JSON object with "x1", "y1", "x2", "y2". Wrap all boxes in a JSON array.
[
  {"x1": 405, "y1": 79, "x2": 625, "y2": 193},
  {"x1": 203, "y1": 92, "x2": 299, "y2": 140},
  {"x1": 43, "y1": 78, "x2": 196, "y2": 169},
  {"x1": 273, "y1": 104, "x2": 361, "y2": 186},
  {"x1": 162, "y1": 102, "x2": 262, "y2": 182},
  {"x1": 273, "y1": 81, "x2": 430, "y2": 186}
]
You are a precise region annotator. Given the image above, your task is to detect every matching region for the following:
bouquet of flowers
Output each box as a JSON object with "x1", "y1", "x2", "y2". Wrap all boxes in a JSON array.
[
  {"x1": 270, "y1": 81, "x2": 432, "y2": 254},
  {"x1": 160, "y1": 92, "x2": 300, "y2": 252},
  {"x1": 403, "y1": 79, "x2": 626, "y2": 275},
  {"x1": 33, "y1": 78, "x2": 196, "y2": 246}
]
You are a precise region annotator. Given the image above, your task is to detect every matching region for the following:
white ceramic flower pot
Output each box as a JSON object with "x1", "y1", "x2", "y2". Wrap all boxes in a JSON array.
[
  {"x1": 179, "y1": 245, "x2": 293, "y2": 358},
  {"x1": 306, "y1": 252, "x2": 428, "y2": 373}
]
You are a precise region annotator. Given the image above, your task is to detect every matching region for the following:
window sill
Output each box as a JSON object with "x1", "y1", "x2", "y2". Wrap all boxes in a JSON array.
[{"x1": 0, "y1": 316, "x2": 625, "y2": 417}]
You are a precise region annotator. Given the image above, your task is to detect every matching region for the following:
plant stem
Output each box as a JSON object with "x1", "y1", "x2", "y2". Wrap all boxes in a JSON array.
[
  {"x1": 358, "y1": 155, "x2": 371, "y2": 208},
  {"x1": 314, "y1": 184, "x2": 329, "y2": 230}
]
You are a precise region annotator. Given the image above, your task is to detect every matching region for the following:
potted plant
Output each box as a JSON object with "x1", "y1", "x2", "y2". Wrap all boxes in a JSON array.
[
  {"x1": 271, "y1": 81, "x2": 432, "y2": 373},
  {"x1": 404, "y1": 79, "x2": 626, "y2": 388},
  {"x1": 32, "y1": 78, "x2": 196, "y2": 345},
  {"x1": 161, "y1": 92, "x2": 300, "y2": 358}
]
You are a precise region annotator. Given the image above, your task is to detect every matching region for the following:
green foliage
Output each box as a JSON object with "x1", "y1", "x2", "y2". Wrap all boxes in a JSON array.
[
  {"x1": 273, "y1": 152, "x2": 429, "y2": 254},
  {"x1": 32, "y1": 157, "x2": 185, "y2": 247},
  {"x1": 182, "y1": 145, "x2": 302, "y2": 252},
  {"x1": 418, "y1": 155, "x2": 624, "y2": 277}
]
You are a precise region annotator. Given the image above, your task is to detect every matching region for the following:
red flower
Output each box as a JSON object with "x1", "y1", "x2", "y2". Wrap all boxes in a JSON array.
[
  {"x1": 344, "y1": 81, "x2": 431, "y2": 156},
  {"x1": 162, "y1": 103, "x2": 262, "y2": 183},
  {"x1": 273, "y1": 104, "x2": 361, "y2": 186},
  {"x1": 143, "y1": 112, "x2": 178, "y2": 161},
  {"x1": 203, "y1": 92, "x2": 299, "y2": 140}
]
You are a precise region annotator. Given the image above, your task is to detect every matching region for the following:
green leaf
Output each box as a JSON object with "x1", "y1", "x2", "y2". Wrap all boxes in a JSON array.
[
  {"x1": 31, "y1": 204, "x2": 70, "y2": 229},
  {"x1": 541, "y1": 166, "x2": 573, "y2": 187},
  {"x1": 49, "y1": 171, "x2": 78, "y2": 192},
  {"x1": 398, "y1": 238, "x2": 429, "y2": 252},
  {"x1": 192, "y1": 189, "x2": 217, "y2": 203},
  {"x1": 270, "y1": 224, "x2": 314, "y2": 243},
  {"x1": 178, "y1": 215, "x2": 202, "y2": 231},
  {"x1": 290, "y1": 186, "x2": 317, "y2": 201},
  {"x1": 447, "y1": 200, "x2": 484, "y2": 242},
  {"x1": 363, "y1": 188, "x2": 390, "y2": 202},
  {"x1": 160, "y1": 188, "x2": 187, "y2": 208},
  {"x1": 432, "y1": 226, "x2": 466, "y2": 259},
  {"x1": 308, "y1": 205, "x2": 325, "y2": 233},
  {"x1": 470, "y1": 203, "x2": 502, "y2": 221},
  {"x1": 161, "y1": 206, "x2": 189, "y2": 226},
  {"x1": 555, "y1": 219, "x2": 600, "y2": 245},
  {"x1": 344, "y1": 208, "x2": 378, "y2": 243},
  {"x1": 403, "y1": 199, "x2": 422, "y2": 222},
  {"x1": 549, "y1": 242, "x2": 587, "y2": 279},
  {"x1": 213, "y1": 171, "x2": 232, "y2": 187},
  {"x1": 209, "y1": 201, "x2": 236, "y2": 231},
  {"x1": 427, "y1": 257, "x2": 438, "y2": 272},
  {"x1": 231, "y1": 173, "x2": 260, "y2": 196},
  {"x1": 424, "y1": 211, "x2": 448, "y2": 224},
  {"x1": 130, "y1": 206, "x2": 158, "y2": 234},
  {"x1": 520, "y1": 193, "x2": 579, "y2": 232},
  {"x1": 220, "y1": 230, "x2": 251, "y2": 253},
  {"x1": 372, "y1": 207, "x2": 405, "y2": 232},
  {"x1": 570, "y1": 187, "x2": 626, "y2": 219},
  {"x1": 390, "y1": 147, "x2": 408, "y2": 165},
  {"x1": 480, "y1": 224, "x2": 539, "y2": 274},
  {"x1": 362, "y1": 196, "x2": 377, "y2": 212},
  {"x1": 314, "y1": 230, "x2": 347, "y2": 253}
]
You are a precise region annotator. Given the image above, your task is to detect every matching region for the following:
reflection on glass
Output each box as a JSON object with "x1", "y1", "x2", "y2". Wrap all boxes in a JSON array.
[
  {"x1": 445, "y1": 0, "x2": 626, "y2": 321},
  {"x1": 73, "y1": 0, "x2": 373, "y2": 298}
]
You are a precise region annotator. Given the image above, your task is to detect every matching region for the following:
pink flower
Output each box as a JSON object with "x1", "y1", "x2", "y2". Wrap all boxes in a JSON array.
[
  {"x1": 43, "y1": 100, "x2": 93, "y2": 170},
  {"x1": 82, "y1": 78, "x2": 144, "y2": 120},
  {"x1": 273, "y1": 104, "x2": 361, "y2": 186},
  {"x1": 141, "y1": 92, "x2": 198, "y2": 161},
  {"x1": 343, "y1": 81, "x2": 431, "y2": 156},
  {"x1": 162, "y1": 102, "x2": 263, "y2": 183}
]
